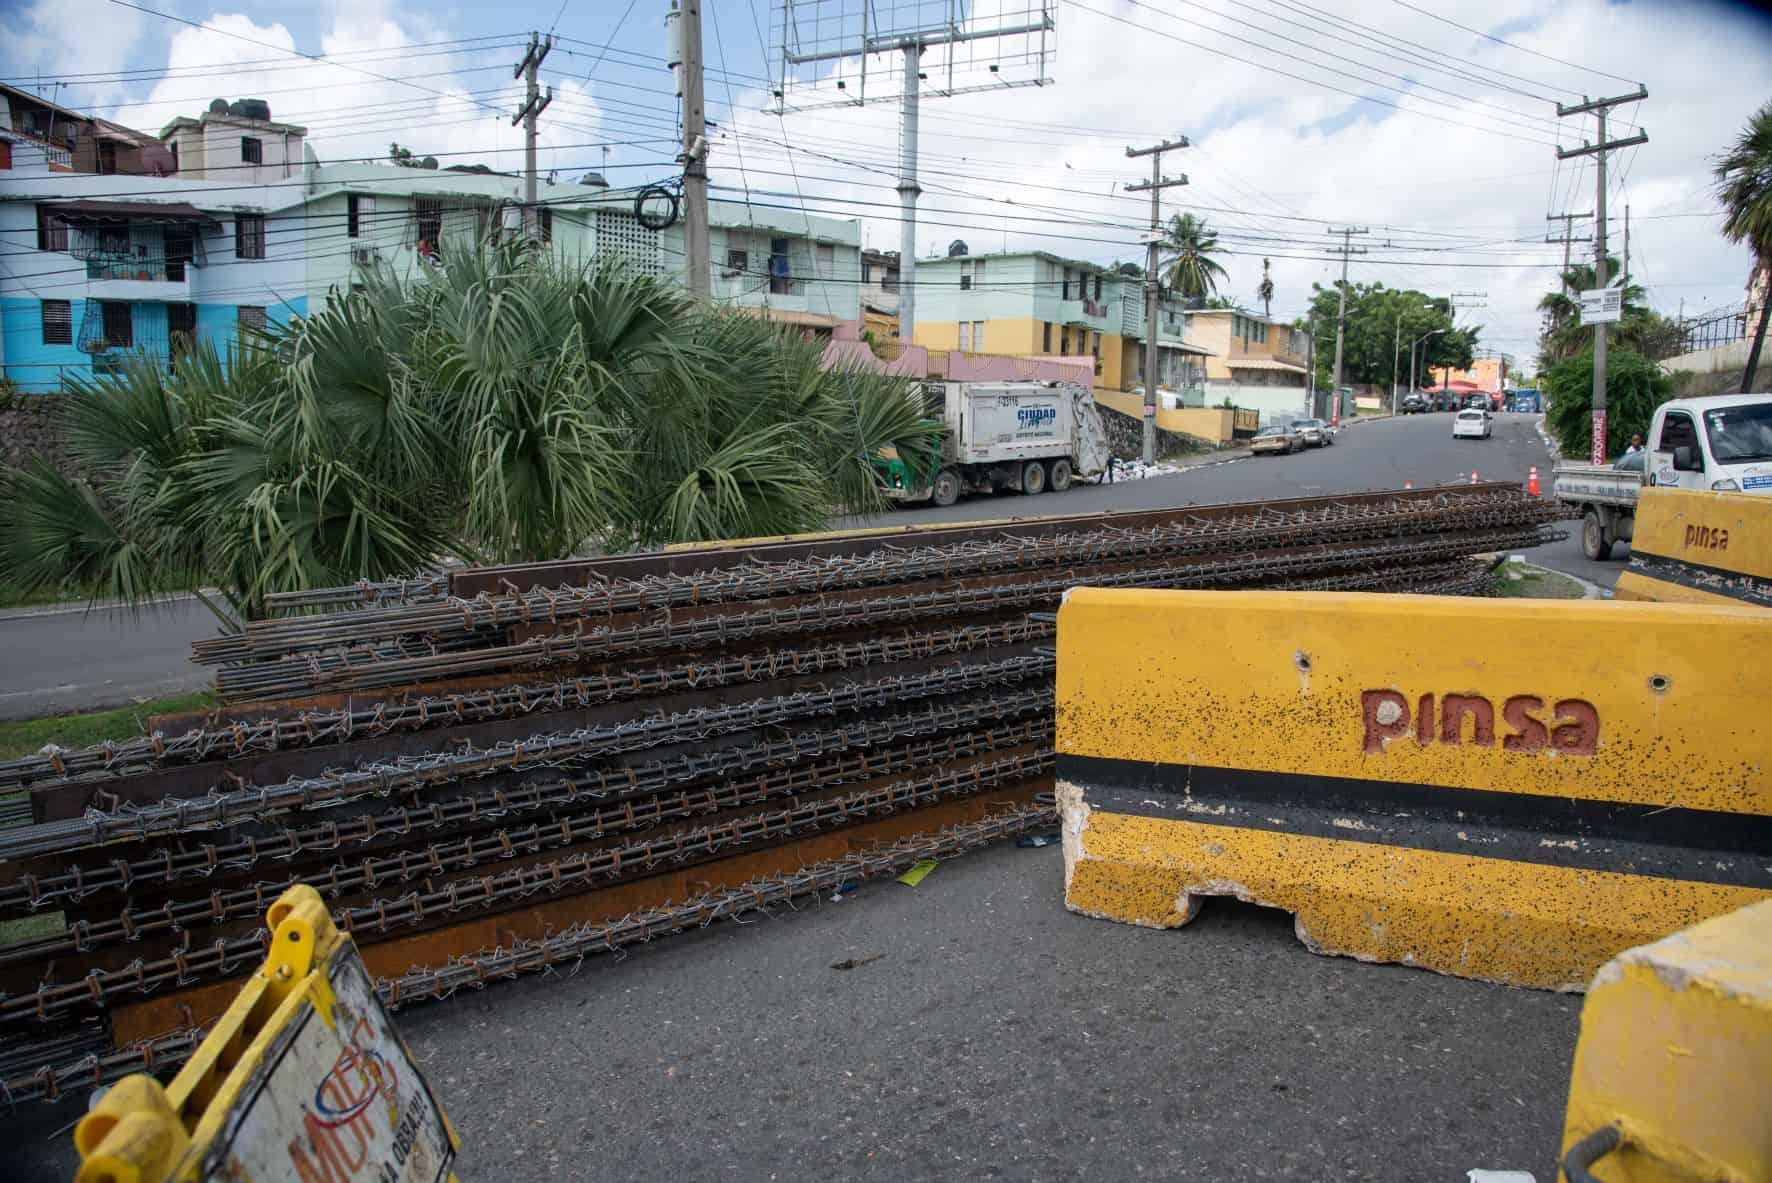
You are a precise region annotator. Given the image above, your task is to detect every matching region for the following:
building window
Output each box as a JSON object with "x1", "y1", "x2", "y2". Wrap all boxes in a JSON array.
[
  {"x1": 861, "y1": 260, "x2": 872, "y2": 284},
  {"x1": 958, "y1": 321, "x2": 970, "y2": 351},
  {"x1": 41, "y1": 299, "x2": 72, "y2": 345},
  {"x1": 1255, "y1": 320, "x2": 1268, "y2": 345},
  {"x1": 101, "y1": 301, "x2": 132, "y2": 349},
  {"x1": 1062, "y1": 268, "x2": 1073, "y2": 300},
  {"x1": 1059, "y1": 328, "x2": 1070, "y2": 356},
  {"x1": 882, "y1": 267, "x2": 898, "y2": 293},
  {"x1": 169, "y1": 303, "x2": 197, "y2": 358},
  {"x1": 1042, "y1": 322, "x2": 1052, "y2": 352},
  {"x1": 241, "y1": 136, "x2": 263, "y2": 164},
  {"x1": 0, "y1": 140, "x2": 13, "y2": 169},
  {"x1": 1093, "y1": 274, "x2": 1102, "y2": 301},
  {"x1": 971, "y1": 321, "x2": 985, "y2": 352},
  {"x1": 726, "y1": 247, "x2": 749, "y2": 275},
  {"x1": 539, "y1": 207, "x2": 553, "y2": 244},
  {"x1": 1091, "y1": 332, "x2": 1101, "y2": 358},
  {"x1": 36, "y1": 206, "x2": 68, "y2": 252},
  {"x1": 347, "y1": 193, "x2": 369, "y2": 238},
  {"x1": 238, "y1": 305, "x2": 268, "y2": 332},
  {"x1": 169, "y1": 141, "x2": 178, "y2": 172},
  {"x1": 236, "y1": 214, "x2": 266, "y2": 259},
  {"x1": 815, "y1": 242, "x2": 834, "y2": 278},
  {"x1": 769, "y1": 237, "x2": 793, "y2": 294},
  {"x1": 960, "y1": 261, "x2": 973, "y2": 290}
]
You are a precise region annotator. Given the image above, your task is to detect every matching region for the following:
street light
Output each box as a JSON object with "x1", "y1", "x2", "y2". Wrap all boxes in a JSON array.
[{"x1": 1410, "y1": 328, "x2": 1445, "y2": 405}]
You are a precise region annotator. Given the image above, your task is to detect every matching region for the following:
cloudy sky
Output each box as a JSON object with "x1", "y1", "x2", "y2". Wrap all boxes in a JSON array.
[{"x1": 11, "y1": 0, "x2": 1772, "y2": 365}]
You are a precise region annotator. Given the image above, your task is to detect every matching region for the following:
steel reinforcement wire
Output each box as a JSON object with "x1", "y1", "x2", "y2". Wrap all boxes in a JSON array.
[
  {"x1": 0, "y1": 713, "x2": 1054, "y2": 915},
  {"x1": 2, "y1": 619, "x2": 1050, "y2": 790},
  {"x1": 0, "y1": 655, "x2": 1055, "y2": 862},
  {"x1": 211, "y1": 523, "x2": 1559, "y2": 701},
  {"x1": 196, "y1": 491, "x2": 1559, "y2": 669},
  {"x1": 0, "y1": 766, "x2": 1054, "y2": 1025},
  {"x1": 0, "y1": 805, "x2": 1054, "y2": 1107}
]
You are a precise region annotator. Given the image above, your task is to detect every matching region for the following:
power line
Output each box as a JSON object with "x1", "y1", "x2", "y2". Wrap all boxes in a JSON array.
[{"x1": 1385, "y1": 0, "x2": 1644, "y2": 88}]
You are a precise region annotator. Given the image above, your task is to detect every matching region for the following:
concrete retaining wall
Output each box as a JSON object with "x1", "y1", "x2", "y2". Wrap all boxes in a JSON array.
[{"x1": 1661, "y1": 338, "x2": 1752, "y2": 375}]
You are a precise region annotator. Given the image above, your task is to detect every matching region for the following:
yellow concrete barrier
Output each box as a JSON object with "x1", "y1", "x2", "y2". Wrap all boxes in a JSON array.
[
  {"x1": 1613, "y1": 486, "x2": 1772, "y2": 608},
  {"x1": 74, "y1": 885, "x2": 458, "y2": 1183},
  {"x1": 1558, "y1": 898, "x2": 1772, "y2": 1182},
  {"x1": 1056, "y1": 588, "x2": 1772, "y2": 990}
]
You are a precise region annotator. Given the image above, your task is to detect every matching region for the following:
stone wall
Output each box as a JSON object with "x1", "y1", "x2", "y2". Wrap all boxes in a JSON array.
[
  {"x1": 1095, "y1": 402, "x2": 1204, "y2": 461},
  {"x1": 0, "y1": 393, "x2": 72, "y2": 476}
]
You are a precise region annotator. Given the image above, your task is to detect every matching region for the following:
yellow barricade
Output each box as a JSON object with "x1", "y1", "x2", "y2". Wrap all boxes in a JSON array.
[
  {"x1": 1056, "y1": 588, "x2": 1772, "y2": 990},
  {"x1": 1558, "y1": 898, "x2": 1772, "y2": 1182},
  {"x1": 74, "y1": 885, "x2": 458, "y2": 1183},
  {"x1": 1613, "y1": 486, "x2": 1772, "y2": 608}
]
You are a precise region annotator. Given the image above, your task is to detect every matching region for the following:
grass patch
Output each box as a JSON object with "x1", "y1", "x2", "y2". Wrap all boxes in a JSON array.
[
  {"x1": 0, "y1": 910, "x2": 66, "y2": 946},
  {"x1": 1495, "y1": 564, "x2": 1588, "y2": 599},
  {"x1": 0, "y1": 690, "x2": 219, "y2": 761},
  {"x1": 0, "y1": 579, "x2": 100, "y2": 610}
]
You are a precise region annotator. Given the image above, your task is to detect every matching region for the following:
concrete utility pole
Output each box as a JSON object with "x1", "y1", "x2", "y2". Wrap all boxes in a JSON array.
[
  {"x1": 1622, "y1": 203, "x2": 1630, "y2": 287},
  {"x1": 896, "y1": 46, "x2": 922, "y2": 342},
  {"x1": 512, "y1": 33, "x2": 554, "y2": 243},
  {"x1": 675, "y1": 1, "x2": 710, "y2": 298},
  {"x1": 1544, "y1": 211, "x2": 1594, "y2": 293},
  {"x1": 1126, "y1": 138, "x2": 1191, "y2": 464},
  {"x1": 1325, "y1": 227, "x2": 1368, "y2": 423},
  {"x1": 1442, "y1": 290, "x2": 1487, "y2": 393},
  {"x1": 1556, "y1": 86, "x2": 1648, "y2": 463}
]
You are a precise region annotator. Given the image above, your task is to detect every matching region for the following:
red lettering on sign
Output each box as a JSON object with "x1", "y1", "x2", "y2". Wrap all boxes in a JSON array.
[
  {"x1": 1439, "y1": 695, "x2": 1495, "y2": 746},
  {"x1": 1501, "y1": 696, "x2": 1549, "y2": 753},
  {"x1": 1682, "y1": 524, "x2": 1730, "y2": 551},
  {"x1": 1359, "y1": 692, "x2": 1597, "y2": 756},
  {"x1": 1551, "y1": 699, "x2": 1600, "y2": 755}
]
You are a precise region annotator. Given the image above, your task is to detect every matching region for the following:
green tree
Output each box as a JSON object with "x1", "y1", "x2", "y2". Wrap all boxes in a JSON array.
[
  {"x1": 1256, "y1": 257, "x2": 1275, "y2": 320},
  {"x1": 389, "y1": 142, "x2": 422, "y2": 168},
  {"x1": 0, "y1": 240, "x2": 940, "y2": 621},
  {"x1": 1301, "y1": 282, "x2": 1469, "y2": 391},
  {"x1": 1714, "y1": 98, "x2": 1772, "y2": 392},
  {"x1": 1158, "y1": 213, "x2": 1229, "y2": 300},
  {"x1": 1544, "y1": 348, "x2": 1674, "y2": 458}
]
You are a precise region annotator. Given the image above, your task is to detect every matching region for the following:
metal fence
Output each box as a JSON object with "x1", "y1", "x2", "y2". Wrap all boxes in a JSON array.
[{"x1": 1677, "y1": 303, "x2": 1749, "y2": 353}]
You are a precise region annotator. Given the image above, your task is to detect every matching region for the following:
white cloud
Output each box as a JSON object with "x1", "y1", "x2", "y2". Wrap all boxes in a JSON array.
[
  {"x1": 712, "y1": 0, "x2": 1772, "y2": 364},
  {"x1": 12, "y1": 0, "x2": 146, "y2": 108},
  {"x1": 96, "y1": 7, "x2": 601, "y2": 176}
]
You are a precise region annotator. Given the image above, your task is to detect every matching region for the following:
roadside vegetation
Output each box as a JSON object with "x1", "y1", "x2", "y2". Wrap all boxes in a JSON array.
[
  {"x1": 0, "y1": 240, "x2": 941, "y2": 623},
  {"x1": 0, "y1": 690, "x2": 218, "y2": 761}
]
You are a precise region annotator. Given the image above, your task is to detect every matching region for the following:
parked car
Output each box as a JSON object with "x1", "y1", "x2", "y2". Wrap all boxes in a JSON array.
[
  {"x1": 1290, "y1": 418, "x2": 1335, "y2": 447},
  {"x1": 1400, "y1": 393, "x2": 1429, "y2": 414},
  {"x1": 1462, "y1": 394, "x2": 1491, "y2": 412},
  {"x1": 1251, "y1": 425, "x2": 1303, "y2": 455},
  {"x1": 1452, "y1": 408, "x2": 1492, "y2": 440}
]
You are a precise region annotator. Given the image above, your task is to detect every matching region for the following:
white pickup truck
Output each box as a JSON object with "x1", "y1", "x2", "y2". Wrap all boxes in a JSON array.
[
  {"x1": 1553, "y1": 393, "x2": 1772, "y2": 559},
  {"x1": 875, "y1": 380, "x2": 1113, "y2": 508}
]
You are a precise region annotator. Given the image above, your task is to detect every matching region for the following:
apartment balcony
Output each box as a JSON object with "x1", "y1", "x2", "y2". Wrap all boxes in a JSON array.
[{"x1": 79, "y1": 253, "x2": 194, "y2": 302}]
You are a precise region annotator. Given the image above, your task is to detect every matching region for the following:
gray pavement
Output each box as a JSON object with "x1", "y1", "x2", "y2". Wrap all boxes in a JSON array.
[
  {"x1": 0, "y1": 596, "x2": 221, "y2": 721},
  {"x1": 398, "y1": 842, "x2": 1579, "y2": 1181}
]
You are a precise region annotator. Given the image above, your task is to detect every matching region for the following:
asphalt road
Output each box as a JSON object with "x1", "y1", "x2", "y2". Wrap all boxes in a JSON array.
[
  {"x1": 397, "y1": 845, "x2": 1580, "y2": 1180},
  {"x1": 0, "y1": 412, "x2": 1606, "y2": 723}
]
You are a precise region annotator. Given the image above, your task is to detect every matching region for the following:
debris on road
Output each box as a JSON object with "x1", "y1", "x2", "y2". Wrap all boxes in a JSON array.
[{"x1": 896, "y1": 859, "x2": 940, "y2": 886}]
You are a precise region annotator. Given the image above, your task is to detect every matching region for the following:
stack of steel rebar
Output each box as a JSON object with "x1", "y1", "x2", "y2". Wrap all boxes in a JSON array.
[{"x1": 0, "y1": 485, "x2": 1562, "y2": 1105}]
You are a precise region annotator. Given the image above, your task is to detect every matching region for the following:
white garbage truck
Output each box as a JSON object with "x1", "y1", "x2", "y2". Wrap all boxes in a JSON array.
[{"x1": 874, "y1": 380, "x2": 1114, "y2": 508}]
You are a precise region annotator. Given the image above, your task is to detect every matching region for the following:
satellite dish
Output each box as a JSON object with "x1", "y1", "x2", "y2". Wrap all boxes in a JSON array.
[{"x1": 946, "y1": 239, "x2": 969, "y2": 258}]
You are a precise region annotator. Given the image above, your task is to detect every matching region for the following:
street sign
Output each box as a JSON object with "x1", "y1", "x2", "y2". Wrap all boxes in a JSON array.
[
  {"x1": 1591, "y1": 410, "x2": 1608, "y2": 464},
  {"x1": 1579, "y1": 288, "x2": 1623, "y2": 325}
]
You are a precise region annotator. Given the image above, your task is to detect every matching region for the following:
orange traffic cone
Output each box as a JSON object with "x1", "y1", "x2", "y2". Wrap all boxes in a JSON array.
[
  {"x1": 1527, "y1": 465, "x2": 1541, "y2": 495},
  {"x1": 1470, "y1": 469, "x2": 1479, "y2": 485},
  {"x1": 1404, "y1": 479, "x2": 1412, "y2": 490}
]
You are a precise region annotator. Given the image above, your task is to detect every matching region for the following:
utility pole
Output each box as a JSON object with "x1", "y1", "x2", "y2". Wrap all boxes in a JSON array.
[
  {"x1": 673, "y1": 1, "x2": 710, "y2": 298},
  {"x1": 1557, "y1": 86, "x2": 1648, "y2": 463},
  {"x1": 896, "y1": 46, "x2": 922, "y2": 342},
  {"x1": 1306, "y1": 317, "x2": 1316, "y2": 415},
  {"x1": 512, "y1": 33, "x2": 554, "y2": 243},
  {"x1": 1622, "y1": 204, "x2": 1630, "y2": 287},
  {"x1": 1325, "y1": 227, "x2": 1368, "y2": 424},
  {"x1": 1392, "y1": 314, "x2": 1401, "y2": 412},
  {"x1": 1442, "y1": 290, "x2": 1487, "y2": 394},
  {"x1": 1545, "y1": 212, "x2": 1594, "y2": 292},
  {"x1": 1126, "y1": 137, "x2": 1190, "y2": 464}
]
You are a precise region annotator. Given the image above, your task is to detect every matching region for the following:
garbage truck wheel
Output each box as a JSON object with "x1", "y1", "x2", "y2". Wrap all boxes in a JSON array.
[
  {"x1": 1046, "y1": 458, "x2": 1072, "y2": 492},
  {"x1": 931, "y1": 468, "x2": 961, "y2": 508},
  {"x1": 1021, "y1": 460, "x2": 1046, "y2": 496}
]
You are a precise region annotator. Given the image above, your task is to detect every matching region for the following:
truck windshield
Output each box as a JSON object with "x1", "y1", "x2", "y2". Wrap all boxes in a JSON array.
[{"x1": 1703, "y1": 403, "x2": 1772, "y2": 462}]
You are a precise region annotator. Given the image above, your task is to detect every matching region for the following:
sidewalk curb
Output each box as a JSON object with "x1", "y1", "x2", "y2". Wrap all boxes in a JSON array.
[{"x1": 0, "y1": 591, "x2": 212, "y2": 623}]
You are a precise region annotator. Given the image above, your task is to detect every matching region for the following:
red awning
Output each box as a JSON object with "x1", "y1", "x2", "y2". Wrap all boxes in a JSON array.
[{"x1": 45, "y1": 200, "x2": 222, "y2": 225}]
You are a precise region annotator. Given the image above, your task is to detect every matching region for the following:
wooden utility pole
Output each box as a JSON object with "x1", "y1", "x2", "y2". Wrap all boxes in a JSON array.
[
  {"x1": 1126, "y1": 138, "x2": 1190, "y2": 464},
  {"x1": 512, "y1": 33, "x2": 554, "y2": 242},
  {"x1": 1556, "y1": 87, "x2": 1648, "y2": 462},
  {"x1": 1325, "y1": 227, "x2": 1368, "y2": 423},
  {"x1": 1545, "y1": 212, "x2": 1593, "y2": 292}
]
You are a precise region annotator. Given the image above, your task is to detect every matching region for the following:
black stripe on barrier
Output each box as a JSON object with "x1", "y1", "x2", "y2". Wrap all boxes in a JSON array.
[
  {"x1": 1059, "y1": 754, "x2": 1772, "y2": 889},
  {"x1": 1625, "y1": 549, "x2": 1772, "y2": 608}
]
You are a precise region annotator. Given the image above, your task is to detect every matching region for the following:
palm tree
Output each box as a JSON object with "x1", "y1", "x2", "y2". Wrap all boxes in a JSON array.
[
  {"x1": 1158, "y1": 213, "x2": 1229, "y2": 301},
  {"x1": 1715, "y1": 98, "x2": 1772, "y2": 393},
  {"x1": 0, "y1": 239, "x2": 941, "y2": 621},
  {"x1": 1256, "y1": 257, "x2": 1275, "y2": 319}
]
